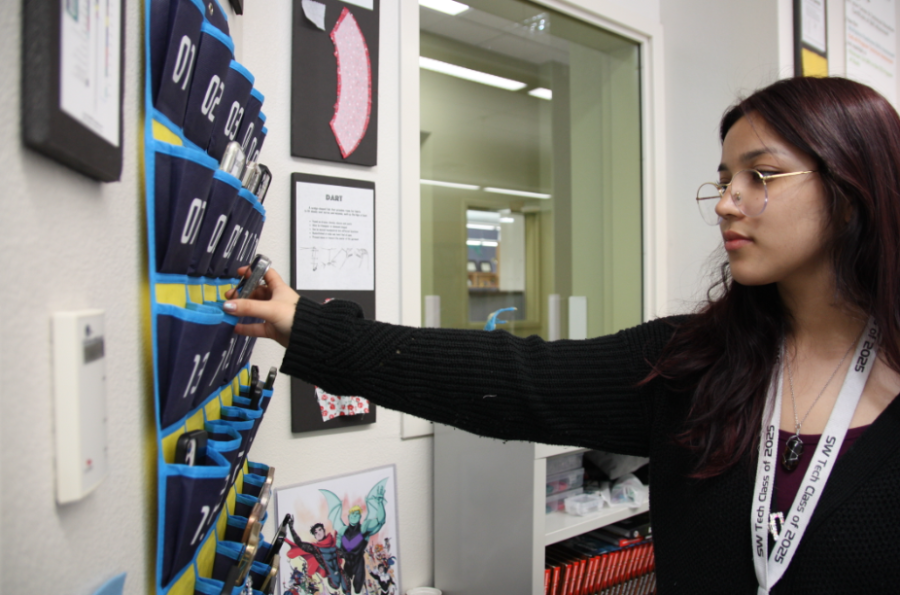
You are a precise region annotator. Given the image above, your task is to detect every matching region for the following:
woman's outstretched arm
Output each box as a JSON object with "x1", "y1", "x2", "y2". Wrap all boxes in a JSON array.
[{"x1": 225, "y1": 267, "x2": 679, "y2": 454}]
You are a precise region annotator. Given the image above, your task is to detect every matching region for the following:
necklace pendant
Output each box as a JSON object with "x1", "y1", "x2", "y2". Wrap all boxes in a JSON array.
[
  {"x1": 768, "y1": 511, "x2": 785, "y2": 540},
  {"x1": 782, "y1": 434, "x2": 804, "y2": 471}
]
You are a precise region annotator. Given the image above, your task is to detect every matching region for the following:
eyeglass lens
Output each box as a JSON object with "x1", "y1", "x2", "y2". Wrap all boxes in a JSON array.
[{"x1": 696, "y1": 170, "x2": 767, "y2": 225}]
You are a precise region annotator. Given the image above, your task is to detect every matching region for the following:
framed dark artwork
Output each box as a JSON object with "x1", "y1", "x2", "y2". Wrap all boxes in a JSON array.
[
  {"x1": 23, "y1": 0, "x2": 126, "y2": 181},
  {"x1": 291, "y1": 0, "x2": 379, "y2": 166},
  {"x1": 290, "y1": 173, "x2": 377, "y2": 433}
]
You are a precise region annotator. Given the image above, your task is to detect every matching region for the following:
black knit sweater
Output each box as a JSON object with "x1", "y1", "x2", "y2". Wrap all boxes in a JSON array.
[{"x1": 280, "y1": 297, "x2": 900, "y2": 594}]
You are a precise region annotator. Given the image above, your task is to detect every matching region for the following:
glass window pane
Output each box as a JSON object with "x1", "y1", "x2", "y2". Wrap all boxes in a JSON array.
[{"x1": 420, "y1": 0, "x2": 642, "y2": 339}]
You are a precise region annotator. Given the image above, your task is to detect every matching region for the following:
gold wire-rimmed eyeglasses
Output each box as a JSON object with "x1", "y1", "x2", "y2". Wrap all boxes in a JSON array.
[{"x1": 696, "y1": 169, "x2": 817, "y2": 225}]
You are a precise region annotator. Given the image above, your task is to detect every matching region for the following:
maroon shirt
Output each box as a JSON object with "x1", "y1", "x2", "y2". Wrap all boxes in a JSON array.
[{"x1": 774, "y1": 425, "x2": 870, "y2": 514}]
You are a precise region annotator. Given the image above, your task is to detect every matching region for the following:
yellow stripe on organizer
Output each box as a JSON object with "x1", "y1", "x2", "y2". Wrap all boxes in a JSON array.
[
  {"x1": 234, "y1": 470, "x2": 245, "y2": 496},
  {"x1": 161, "y1": 427, "x2": 185, "y2": 464},
  {"x1": 155, "y1": 283, "x2": 188, "y2": 308},
  {"x1": 802, "y1": 48, "x2": 828, "y2": 77},
  {"x1": 196, "y1": 531, "x2": 218, "y2": 580},
  {"x1": 152, "y1": 120, "x2": 184, "y2": 145},
  {"x1": 185, "y1": 408, "x2": 206, "y2": 434},
  {"x1": 203, "y1": 284, "x2": 220, "y2": 303},
  {"x1": 166, "y1": 563, "x2": 196, "y2": 595},
  {"x1": 225, "y1": 487, "x2": 237, "y2": 517},
  {"x1": 219, "y1": 385, "x2": 233, "y2": 408},
  {"x1": 218, "y1": 283, "x2": 235, "y2": 301},
  {"x1": 215, "y1": 504, "x2": 229, "y2": 543},
  {"x1": 204, "y1": 396, "x2": 222, "y2": 423},
  {"x1": 187, "y1": 284, "x2": 204, "y2": 305},
  {"x1": 239, "y1": 367, "x2": 250, "y2": 385}
]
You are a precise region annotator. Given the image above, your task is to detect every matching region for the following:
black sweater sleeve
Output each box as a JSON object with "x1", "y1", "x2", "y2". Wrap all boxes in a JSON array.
[{"x1": 280, "y1": 297, "x2": 681, "y2": 455}]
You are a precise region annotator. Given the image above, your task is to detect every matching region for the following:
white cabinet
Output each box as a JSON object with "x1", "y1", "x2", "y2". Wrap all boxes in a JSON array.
[{"x1": 434, "y1": 425, "x2": 649, "y2": 595}]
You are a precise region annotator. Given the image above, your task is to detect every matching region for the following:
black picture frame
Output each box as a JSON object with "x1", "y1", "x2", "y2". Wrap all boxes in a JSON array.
[
  {"x1": 23, "y1": 0, "x2": 126, "y2": 182},
  {"x1": 290, "y1": 0, "x2": 379, "y2": 166},
  {"x1": 290, "y1": 173, "x2": 377, "y2": 433}
]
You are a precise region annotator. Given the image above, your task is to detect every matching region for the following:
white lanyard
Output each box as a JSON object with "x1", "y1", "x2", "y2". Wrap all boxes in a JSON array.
[{"x1": 752, "y1": 317, "x2": 878, "y2": 595}]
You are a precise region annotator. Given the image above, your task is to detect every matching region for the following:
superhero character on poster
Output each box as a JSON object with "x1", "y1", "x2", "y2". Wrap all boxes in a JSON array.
[
  {"x1": 321, "y1": 477, "x2": 389, "y2": 594},
  {"x1": 286, "y1": 517, "x2": 350, "y2": 593},
  {"x1": 367, "y1": 538, "x2": 397, "y2": 595}
]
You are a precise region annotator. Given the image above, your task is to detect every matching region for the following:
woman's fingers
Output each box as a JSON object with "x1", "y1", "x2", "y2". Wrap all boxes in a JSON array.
[
  {"x1": 262, "y1": 267, "x2": 289, "y2": 292},
  {"x1": 234, "y1": 322, "x2": 271, "y2": 338},
  {"x1": 223, "y1": 297, "x2": 283, "y2": 321}
]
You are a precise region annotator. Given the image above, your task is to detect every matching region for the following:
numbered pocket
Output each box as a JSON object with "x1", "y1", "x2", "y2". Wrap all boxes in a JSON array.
[
  {"x1": 237, "y1": 89, "x2": 264, "y2": 158},
  {"x1": 160, "y1": 447, "x2": 231, "y2": 586},
  {"x1": 245, "y1": 114, "x2": 266, "y2": 164},
  {"x1": 232, "y1": 388, "x2": 274, "y2": 414},
  {"x1": 240, "y1": 472, "x2": 267, "y2": 499},
  {"x1": 226, "y1": 199, "x2": 265, "y2": 278},
  {"x1": 208, "y1": 188, "x2": 255, "y2": 278},
  {"x1": 150, "y1": 0, "x2": 204, "y2": 123},
  {"x1": 197, "y1": 312, "x2": 239, "y2": 400},
  {"x1": 153, "y1": 143, "x2": 218, "y2": 275},
  {"x1": 224, "y1": 512, "x2": 268, "y2": 543},
  {"x1": 189, "y1": 170, "x2": 242, "y2": 276},
  {"x1": 183, "y1": 22, "x2": 235, "y2": 151},
  {"x1": 207, "y1": 61, "x2": 255, "y2": 161},
  {"x1": 156, "y1": 304, "x2": 223, "y2": 428}
]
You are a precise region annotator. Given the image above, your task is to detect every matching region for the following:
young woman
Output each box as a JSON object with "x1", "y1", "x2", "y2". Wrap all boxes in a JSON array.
[{"x1": 224, "y1": 77, "x2": 900, "y2": 594}]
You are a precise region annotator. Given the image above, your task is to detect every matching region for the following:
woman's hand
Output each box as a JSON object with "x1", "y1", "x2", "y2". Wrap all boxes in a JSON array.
[{"x1": 224, "y1": 266, "x2": 300, "y2": 348}]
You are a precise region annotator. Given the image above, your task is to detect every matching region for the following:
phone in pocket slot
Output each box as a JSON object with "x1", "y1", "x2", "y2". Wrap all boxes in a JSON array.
[
  {"x1": 175, "y1": 430, "x2": 208, "y2": 466},
  {"x1": 189, "y1": 170, "x2": 241, "y2": 276},
  {"x1": 156, "y1": 304, "x2": 223, "y2": 428},
  {"x1": 207, "y1": 61, "x2": 255, "y2": 161},
  {"x1": 160, "y1": 447, "x2": 231, "y2": 586},
  {"x1": 150, "y1": 0, "x2": 205, "y2": 126},
  {"x1": 183, "y1": 25, "x2": 235, "y2": 151},
  {"x1": 153, "y1": 143, "x2": 219, "y2": 275}
]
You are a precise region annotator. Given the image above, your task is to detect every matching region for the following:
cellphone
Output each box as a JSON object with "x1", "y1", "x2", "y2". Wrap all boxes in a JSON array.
[
  {"x1": 263, "y1": 514, "x2": 292, "y2": 566},
  {"x1": 260, "y1": 555, "x2": 279, "y2": 594},
  {"x1": 174, "y1": 430, "x2": 207, "y2": 466},
  {"x1": 251, "y1": 365, "x2": 259, "y2": 385},
  {"x1": 249, "y1": 380, "x2": 264, "y2": 410},
  {"x1": 264, "y1": 366, "x2": 277, "y2": 391},
  {"x1": 256, "y1": 164, "x2": 272, "y2": 203},
  {"x1": 234, "y1": 254, "x2": 271, "y2": 299}
]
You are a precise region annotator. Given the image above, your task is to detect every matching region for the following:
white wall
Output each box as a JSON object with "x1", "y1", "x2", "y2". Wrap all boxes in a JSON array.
[
  {"x1": 6, "y1": 1, "x2": 900, "y2": 594},
  {"x1": 0, "y1": 2, "x2": 150, "y2": 594},
  {"x1": 660, "y1": 0, "x2": 900, "y2": 314},
  {"x1": 660, "y1": 0, "x2": 787, "y2": 313}
]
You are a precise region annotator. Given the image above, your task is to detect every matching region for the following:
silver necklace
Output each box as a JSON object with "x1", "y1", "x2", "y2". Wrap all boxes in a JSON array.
[{"x1": 782, "y1": 336, "x2": 859, "y2": 471}]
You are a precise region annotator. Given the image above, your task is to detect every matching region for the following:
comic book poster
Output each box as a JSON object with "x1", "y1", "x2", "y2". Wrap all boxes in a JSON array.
[{"x1": 274, "y1": 465, "x2": 400, "y2": 595}]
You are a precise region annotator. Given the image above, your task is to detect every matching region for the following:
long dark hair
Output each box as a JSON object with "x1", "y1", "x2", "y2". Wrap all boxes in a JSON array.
[{"x1": 652, "y1": 77, "x2": 900, "y2": 478}]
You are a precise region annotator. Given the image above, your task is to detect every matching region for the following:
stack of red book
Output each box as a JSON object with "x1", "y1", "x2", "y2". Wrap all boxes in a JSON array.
[{"x1": 544, "y1": 532, "x2": 655, "y2": 595}]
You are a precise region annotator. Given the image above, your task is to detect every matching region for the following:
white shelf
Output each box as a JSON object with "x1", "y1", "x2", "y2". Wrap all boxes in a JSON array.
[
  {"x1": 534, "y1": 443, "x2": 585, "y2": 459},
  {"x1": 544, "y1": 501, "x2": 649, "y2": 545}
]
